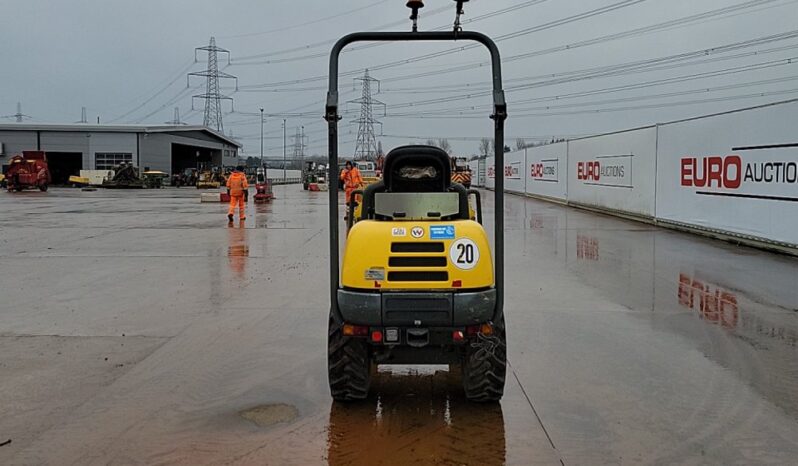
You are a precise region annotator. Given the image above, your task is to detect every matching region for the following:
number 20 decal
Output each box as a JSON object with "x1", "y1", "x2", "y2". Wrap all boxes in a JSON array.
[{"x1": 449, "y1": 238, "x2": 480, "y2": 270}]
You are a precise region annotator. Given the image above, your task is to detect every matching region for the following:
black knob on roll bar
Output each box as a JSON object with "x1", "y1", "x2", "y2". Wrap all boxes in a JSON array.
[{"x1": 406, "y1": 1, "x2": 424, "y2": 32}]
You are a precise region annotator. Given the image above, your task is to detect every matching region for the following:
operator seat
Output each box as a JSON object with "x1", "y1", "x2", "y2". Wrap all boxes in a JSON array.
[{"x1": 360, "y1": 145, "x2": 469, "y2": 221}]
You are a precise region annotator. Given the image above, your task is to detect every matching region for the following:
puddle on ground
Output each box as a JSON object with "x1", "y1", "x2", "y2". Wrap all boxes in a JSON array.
[
  {"x1": 325, "y1": 368, "x2": 507, "y2": 466},
  {"x1": 239, "y1": 403, "x2": 299, "y2": 428}
]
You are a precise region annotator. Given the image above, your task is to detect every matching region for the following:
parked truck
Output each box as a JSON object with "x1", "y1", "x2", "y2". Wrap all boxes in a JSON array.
[{"x1": 451, "y1": 156, "x2": 472, "y2": 188}]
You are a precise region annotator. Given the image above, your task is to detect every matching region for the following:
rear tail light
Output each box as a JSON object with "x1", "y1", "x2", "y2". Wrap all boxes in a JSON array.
[
  {"x1": 371, "y1": 330, "x2": 383, "y2": 343},
  {"x1": 343, "y1": 324, "x2": 369, "y2": 337},
  {"x1": 466, "y1": 323, "x2": 494, "y2": 336}
]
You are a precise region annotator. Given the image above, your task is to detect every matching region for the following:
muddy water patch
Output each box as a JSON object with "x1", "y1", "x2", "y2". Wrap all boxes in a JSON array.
[{"x1": 239, "y1": 403, "x2": 299, "y2": 428}]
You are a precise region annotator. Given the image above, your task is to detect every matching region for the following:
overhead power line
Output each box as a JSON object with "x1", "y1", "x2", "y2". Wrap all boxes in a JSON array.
[
  {"x1": 376, "y1": 0, "x2": 796, "y2": 85},
  {"x1": 378, "y1": 133, "x2": 581, "y2": 142},
  {"x1": 228, "y1": 50, "x2": 798, "y2": 122},
  {"x1": 380, "y1": 39, "x2": 798, "y2": 111},
  {"x1": 240, "y1": 0, "x2": 785, "y2": 91},
  {"x1": 218, "y1": 0, "x2": 392, "y2": 40},
  {"x1": 380, "y1": 35, "x2": 798, "y2": 108},
  {"x1": 440, "y1": 75, "x2": 798, "y2": 117},
  {"x1": 107, "y1": 0, "x2": 793, "y2": 128},
  {"x1": 508, "y1": 75, "x2": 798, "y2": 113},
  {"x1": 231, "y1": 0, "x2": 550, "y2": 67},
  {"x1": 509, "y1": 88, "x2": 798, "y2": 118},
  {"x1": 232, "y1": 55, "x2": 798, "y2": 123},
  {"x1": 383, "y1": 89, "x2": 798, "y2": 120},
  {"x1": 109, "y1": 59, "x2": 195, "y2": 123},
  {"x1": 230, "y1": 4, "x2": 453, "y2": 63},
  {"x1": 134, "y1": 85, "x2": 201, "y2": 123},
  {"x1": 238, "y1": 0, "x2": 644, "y2": 87},
  {"x1": 383, "y1": 57, "x2": 798, "y2": 117},
  {"x1": 176, "y1": 0, "x2": 798, "y2": 145}
]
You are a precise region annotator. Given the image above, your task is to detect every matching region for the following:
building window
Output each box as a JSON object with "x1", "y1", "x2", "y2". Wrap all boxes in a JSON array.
[{"x1": 95, "y1": 152, "x2": 133, "y2": 170}]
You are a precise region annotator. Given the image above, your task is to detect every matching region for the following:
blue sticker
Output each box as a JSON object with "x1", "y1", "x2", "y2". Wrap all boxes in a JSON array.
[{"x1": 430, "y1": 225, "x2": 455, "y2": 239}]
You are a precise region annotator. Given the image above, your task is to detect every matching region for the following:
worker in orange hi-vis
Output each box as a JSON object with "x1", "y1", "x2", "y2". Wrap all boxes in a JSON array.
[
  {"x1": 226, "y1": 166, "x2": 249, "y2": 222},
  {"x1": 340, "y1": 161, "x2": 363, "y2": 217}
]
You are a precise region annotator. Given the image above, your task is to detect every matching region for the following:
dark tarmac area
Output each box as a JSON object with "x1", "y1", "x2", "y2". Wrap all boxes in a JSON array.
[{"x1": 1, "y1": 185, "x2": 796, "y2": 465}]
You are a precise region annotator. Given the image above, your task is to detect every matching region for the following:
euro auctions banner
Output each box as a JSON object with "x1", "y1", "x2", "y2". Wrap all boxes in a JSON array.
[
  {"x1": 485, "y1": 150, "x2": 526, "y2": 193},
  {"x1": 485, "y1": 156, "x2": 495, "y2": 189},
  {"x1": 526, "y1": 142, "x2": 567, "y2": 200},
  {"x1": 567, "y1": 127, "x2": 658, "y2": 217},
  {"x1": 656, "y1": 101, "x2": 798, "y2": 246},
  {"x1": 505, "y1": 150, "x2": 526, "y2": 193}
]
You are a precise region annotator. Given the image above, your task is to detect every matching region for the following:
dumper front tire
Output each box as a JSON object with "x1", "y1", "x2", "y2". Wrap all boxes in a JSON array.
[
  {"x1": 328, "y1": 316, "x2": 370, "y2": 401},
  {"x1": 462, "y1": 316, "x2": 507, "y2": 402}
]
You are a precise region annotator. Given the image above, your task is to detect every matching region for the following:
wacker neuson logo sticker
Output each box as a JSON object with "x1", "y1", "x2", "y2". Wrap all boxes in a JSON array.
[{"x1": 680, "y1": 143, "x2": 798, "y2": 201}]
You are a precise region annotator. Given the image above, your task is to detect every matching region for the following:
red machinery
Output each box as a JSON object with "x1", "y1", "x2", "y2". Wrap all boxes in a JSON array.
[
  {"x1": 6, "y1": 151, "x2": 51, "y2": 192},
  {"x1": 253, "y1": 167, "x2": 273, "y2": 203}
]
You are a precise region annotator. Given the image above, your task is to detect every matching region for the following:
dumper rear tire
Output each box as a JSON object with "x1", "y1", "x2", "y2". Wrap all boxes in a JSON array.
[
  {"x1": 462, "y1": 316, "x2": 507, "y2": 402},
  {"x1": 328, "y1": 316, "x2": 370, "y2": 401}
]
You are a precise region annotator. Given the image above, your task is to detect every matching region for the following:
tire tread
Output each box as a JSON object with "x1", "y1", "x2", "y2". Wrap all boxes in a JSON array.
[
  {"x1": 462, "y1": 319, "x2": 507, "y2": 402},
  {"x1": 328, "y1": 317, "x2": 370, "y2": 401}
]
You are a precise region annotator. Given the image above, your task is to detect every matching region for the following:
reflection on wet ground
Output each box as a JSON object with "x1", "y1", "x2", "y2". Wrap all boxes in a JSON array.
[
  {"x1": 493, "y1": 194, "x2": 798, "y2": 463},
  {"x1": 678, "y1": 272, "x2": 740, "y2": 330},
  {"x1": 327, "y1": 367, "x2": 506, "y2": 466},
  {"x1": 1, "y1": 186, "x2": 797, "y2": 464},
  {"x1": 227, "y1": 220, "x2": 249, "y2": 278}
]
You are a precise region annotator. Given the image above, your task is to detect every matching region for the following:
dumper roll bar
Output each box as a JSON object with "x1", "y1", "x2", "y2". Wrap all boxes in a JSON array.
[{"x1": 326, "y1": 31, "x2": 507, "y2": 322}]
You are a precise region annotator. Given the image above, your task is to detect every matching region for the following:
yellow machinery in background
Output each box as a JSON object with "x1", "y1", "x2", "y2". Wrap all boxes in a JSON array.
[
  {"x1": 196, "y1": 169, "x2": 225, "y2": 189},
  {"x1": 68, "y1": 175, "x2": 90, "y2": 187}
]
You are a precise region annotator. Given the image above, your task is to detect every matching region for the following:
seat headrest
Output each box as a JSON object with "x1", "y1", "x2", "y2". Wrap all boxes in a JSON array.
[{"x1": 382, "y1": 145, "x2": 451, "y2": 192}]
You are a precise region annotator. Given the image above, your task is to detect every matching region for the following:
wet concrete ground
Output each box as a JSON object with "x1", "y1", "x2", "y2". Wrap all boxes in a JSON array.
[{"x1": 1, "y1": 185, "x2": 796, "y2": 465}]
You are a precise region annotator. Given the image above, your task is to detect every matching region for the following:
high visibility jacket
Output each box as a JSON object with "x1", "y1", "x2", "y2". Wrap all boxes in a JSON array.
[
  {"x1": 341, "y1": 167, "x2": 363, "y2": 204},
  {"x1": 341, "y1": 167, "x2": 363, "y2": 191},
  {"x1": 226, "y1": 172, "x2": 249, "y2": 196}
]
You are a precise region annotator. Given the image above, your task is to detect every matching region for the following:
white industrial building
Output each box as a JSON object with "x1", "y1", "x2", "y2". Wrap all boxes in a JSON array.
[{"x1": 0, "y1": 123, "x2": 241, "y2": 184}]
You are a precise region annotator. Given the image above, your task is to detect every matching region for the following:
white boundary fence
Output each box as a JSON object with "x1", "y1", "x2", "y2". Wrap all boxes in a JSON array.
[
  {"x1": 567, "y1": 127, "x2": 658, "y2": 218},
  {"x1": 481, "y1": 99, "x2": 798, "y2": 252},
  {"x1": 468, "y1": 159, "x2": 487, "y2": 188},
  {"x1": 266, "y1": 168, "x2": 302, "y2": 184},
  {"x1": 525, "y1": 142, "x2": 567, "y2": 201}
]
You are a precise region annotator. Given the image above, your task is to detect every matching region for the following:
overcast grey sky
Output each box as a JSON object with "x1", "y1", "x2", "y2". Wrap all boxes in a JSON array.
[{"x1": 2, "y1": 0, "x2": 798, "y2": 156}]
